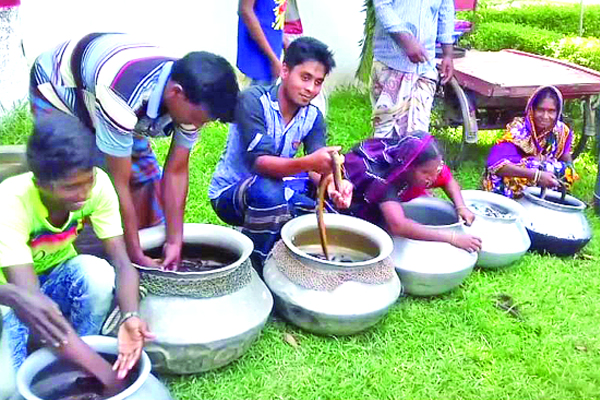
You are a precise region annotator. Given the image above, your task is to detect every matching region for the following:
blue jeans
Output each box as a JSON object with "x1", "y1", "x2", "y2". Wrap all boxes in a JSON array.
[
  {"x1": 2, "y1": 255, "x2": 115, "y2": 370},
  {"x1": 211, "y1": 174, "x2": 319, "y2": 274}
]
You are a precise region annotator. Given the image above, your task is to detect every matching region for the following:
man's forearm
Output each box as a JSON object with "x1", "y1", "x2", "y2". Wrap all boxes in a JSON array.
[
  {"x1": 116, "y1": 186, "x2": 144, "y2": 260},
  {"x1": 441, "y1": 43, "x2": 453, "y2": 57},
  {"x1": 103, "y1": 236, "x2": 139, "y2": 314},
  {"x1": 0, "y1": 284, "x2": 18, "y2": 308},
  {"x1": 115, "y1": 266, "x2": 139, "y2": 315},
  {"x1": 4, "y1": 264, "x2": 40, "y2": 293},
  {"x1": 163, "y1": 170, "x2": 188, "y2": 247},
  {"x1": 391, "y1": 32, "x2": 414, "y2": 51},
  {"x1": 254, "y1": 155, "x2": 311, "y2": 178}
]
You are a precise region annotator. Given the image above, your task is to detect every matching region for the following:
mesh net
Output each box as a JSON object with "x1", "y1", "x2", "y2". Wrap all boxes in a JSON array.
[
  {"x1": 138, "y1": 259, "x2": 252, "y2": 298},
  {"x1": 268, "y1": 240, "x2": 396, "y2": 291}
]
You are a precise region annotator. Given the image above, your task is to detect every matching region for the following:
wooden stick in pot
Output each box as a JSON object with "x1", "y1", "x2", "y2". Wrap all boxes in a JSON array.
[{"x1": 317, "y1": 151, "x2": 344, "y2": 261}]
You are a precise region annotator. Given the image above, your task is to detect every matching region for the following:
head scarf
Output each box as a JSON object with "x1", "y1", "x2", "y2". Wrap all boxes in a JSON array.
[
  {"x1": 500, "y1": 85, "x2": 571, "y2": 159},
  {"x1": 345, "y1": 131, "x2": 435, "y2": 204}
]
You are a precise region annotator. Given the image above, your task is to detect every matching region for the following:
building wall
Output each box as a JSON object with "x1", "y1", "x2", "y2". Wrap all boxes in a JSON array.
[{"x1": 19, "y1": 0, "x2": 365, "y2": 85}]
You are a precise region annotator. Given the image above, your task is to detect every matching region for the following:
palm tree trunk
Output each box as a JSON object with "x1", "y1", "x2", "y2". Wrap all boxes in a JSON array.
[{"x1": 355, "y1": 0, "x2": 375, "y2": 85}]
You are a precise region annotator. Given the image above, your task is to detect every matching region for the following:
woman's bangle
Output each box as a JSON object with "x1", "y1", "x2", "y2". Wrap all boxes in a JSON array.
[
  {"x1": 120, "y1": 311, "x2": 141, "y2": 327},
  {"x1": 449, "y1": 231, "x2": 456, "y2": 246},
  {"x1": 455, "y1": 205, "x2": 469, "y2": 211},
  {"x1": 533, "y1": 169, "x2": 541, "y2": 185}
]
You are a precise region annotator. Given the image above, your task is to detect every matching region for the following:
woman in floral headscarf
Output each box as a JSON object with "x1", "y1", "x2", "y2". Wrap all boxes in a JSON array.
[
  {"x1": 343, "y1": 131, "x2": 482, "y2": 253},
  {"x1": 483, "y1": 85, "x2": 578, "y2": 198}
]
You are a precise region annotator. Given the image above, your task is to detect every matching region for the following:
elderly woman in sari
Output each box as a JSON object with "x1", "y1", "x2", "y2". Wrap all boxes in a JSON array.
[
  {"x1": 342, "y1": 131, "x2": 482, "y2": 253},
  {"x1": 483, "y1": 85, "x2": 578, "y2": 198}
]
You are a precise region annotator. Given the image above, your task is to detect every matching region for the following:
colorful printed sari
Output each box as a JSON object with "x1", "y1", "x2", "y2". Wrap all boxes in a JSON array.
[{"x1": 483, "y1": 86, "x2": 578, "y2": 199}]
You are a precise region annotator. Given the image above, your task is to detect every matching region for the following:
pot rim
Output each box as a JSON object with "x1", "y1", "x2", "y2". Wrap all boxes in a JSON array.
[
  {"x1": 522, "y1": 187, "x2": 586, "y2": 212},
  {"x1": 281, "y1": 213, "x2": 394, "y2": 269},
  {"x1": 401, "y1": 196, "x2": 464, "y2": 229},
  {"x1": 16, "y1": 335, "x2": 151, "y2": 400},
  {"x1": 461, "y1": 189, "x2": 526, "y2": 223},
  {"x1": 136, "y1": 223, "x2": 254, "y2": 277}
]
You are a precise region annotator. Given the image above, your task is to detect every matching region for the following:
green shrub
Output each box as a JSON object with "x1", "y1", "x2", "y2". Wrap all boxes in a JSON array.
[
  {"x1": 462, "y1": 21, "x2": 561, "y2": 55},
  {"x1": 463, "y1": 22, "x2": 600, "y2": 73},
  {"x1": 476, "y1": 4, "x2": 600, "y2": 38},
  {"x1": 549, "y1": 36, "x2": 600, "y2": 72}
]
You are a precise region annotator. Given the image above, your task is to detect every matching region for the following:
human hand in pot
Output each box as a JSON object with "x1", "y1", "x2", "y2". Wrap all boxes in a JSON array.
[
  {"x1": 130, "y1": 252, "x2": 161, "y2": 269},
  {"x1": 114, "y1": 316, "x2": 155, "y2": 379},
  {"x1": 450, "y1": 233, "x2": 482, "y2": 253},
  {"x1": 456, "y1": 206, "x2": 475, "y2": 226},
  {"x1": 160, "y1": 241, "x2": 182, "y2": 271},
  {"x1": 538, "y1": 171, "x2": 559, "y2": 189}
]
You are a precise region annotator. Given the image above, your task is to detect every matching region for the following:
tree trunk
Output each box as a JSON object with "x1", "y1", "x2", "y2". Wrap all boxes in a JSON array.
[{"x1": 355, "y1": 0, "x2": 375, "y2": 84}]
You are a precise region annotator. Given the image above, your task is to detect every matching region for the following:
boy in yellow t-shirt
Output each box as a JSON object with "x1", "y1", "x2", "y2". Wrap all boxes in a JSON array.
[{"x1": 0, "y1": 112, "x2": 153, "y2": 394}]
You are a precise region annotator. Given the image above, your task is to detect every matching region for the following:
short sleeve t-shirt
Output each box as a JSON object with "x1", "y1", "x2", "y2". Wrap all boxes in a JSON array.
[
  {"x1": 0, "y1": 168, "x2": 123, "y2": 284},
  {"x1": 208, "y1": 84, "x2": 325, "y2": 199},
  {"x1": 237, "y1": 0, "x2": 286, "y2": 81}
]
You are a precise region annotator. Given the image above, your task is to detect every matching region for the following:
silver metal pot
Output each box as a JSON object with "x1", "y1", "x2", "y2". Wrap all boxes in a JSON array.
[
  {"x1": 15, "y1": 335, "x2": 172, "y2": 400},
  {"x1": 517, "y1": 187, "x2": 592, "y2": 256},
  {"x1": 461, "y1": 190, "x2": 531, "y2": 268},
  {"x1": 391, "y1": 197, "x2": 477, "y2": 296},
  {"x1": 263, "y1": 214, "x2": 401, "y2": 336},
  {"x1": 137, "y1": 224, "x2": 273, "y2": 374}
]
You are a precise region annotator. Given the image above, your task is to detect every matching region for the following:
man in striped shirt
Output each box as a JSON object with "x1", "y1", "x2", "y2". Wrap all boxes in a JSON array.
[
  {"x1": 372, "y1": 0, "x2": 455, "y2": 138},
  {"x1": 30, "y1": 33, "x2": 239, "y2": 270}
]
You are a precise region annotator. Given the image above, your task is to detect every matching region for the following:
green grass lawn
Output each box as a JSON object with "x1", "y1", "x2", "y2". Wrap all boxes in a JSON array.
[{"x1": 2, "y1": 88, "x2": 600, "y2": 399}]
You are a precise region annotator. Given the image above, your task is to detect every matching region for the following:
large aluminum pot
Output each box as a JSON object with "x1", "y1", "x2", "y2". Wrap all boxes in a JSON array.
[
  {"x1": 517, "y1": 187, "x2": 592, "y2": 256},
  {"x1": 392, "y1": 197, "x2": 477, "y2": 296},
  {"x1": 462, "y1": 190, "x2": 531, "y2": 268},
  {"x1": 264, "y1": 214, "x2": 401, "y2": 336},
  {"x1": 15, "y1": 335, "x2": 172, "y2": 400},
  {"x1": 137, "y1": 224, "x2": 273, "y2": 374}
]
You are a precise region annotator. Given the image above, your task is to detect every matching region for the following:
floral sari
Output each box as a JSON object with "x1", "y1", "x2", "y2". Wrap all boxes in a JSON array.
[{"x1": 483, "y1": 86, "x2": 578, "y2": 199}]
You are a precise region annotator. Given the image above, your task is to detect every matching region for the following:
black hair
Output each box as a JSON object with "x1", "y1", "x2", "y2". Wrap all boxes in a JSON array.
[
  {"x1": 532, "y1": 87, "x2": 560, "y2": 111},
  {"x1": 171, "y1": 52, "x2": 240, "y2": 123},
  {"x1": 411, "y1": 131, "x2": 443, "y2": 167},
  {"x1": 283, "y1": 37, "x2": 336, "y2": 74},
  {"x1": 27, "y1": 111, "x2": 96, "y2": 183}
]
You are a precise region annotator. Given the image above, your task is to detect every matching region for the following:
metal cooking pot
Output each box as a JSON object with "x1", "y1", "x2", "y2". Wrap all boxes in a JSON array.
[
  {"x1": 136, "y1": 224, "x2": 273, "y2": 374},
  {"x1": 462, "y1": 190, "x2": 531, "y2": 268},
  {"x1": 15, "y1": 335, "x2": 172, "y2": 400},
  {"x1": 517, "y1": 187, "x2": 592, "y2": 256},
  {"x1": 264, "y1": 214, "x2": 401, "y2": 336},
  {"x1": 391, "y1": 197, "x2": 477, "y2": 296}
]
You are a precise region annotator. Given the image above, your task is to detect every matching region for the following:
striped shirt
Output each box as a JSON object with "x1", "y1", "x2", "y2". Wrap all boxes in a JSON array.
[
  {"x1": 208, "y1": 84, "x2": 325, "y2": 199},
  {"x1": 31, "y1": 33, "x2": 198, "y2": 157},
  {"x1": 373, "y1": 0, "x2": 455, "y2": 77}
]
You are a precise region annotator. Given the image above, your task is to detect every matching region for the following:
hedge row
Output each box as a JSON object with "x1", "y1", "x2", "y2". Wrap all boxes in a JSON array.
[
  {"x1": 468, "y1": 4, "x2": 600, "y2": 38},
  {"x1": 462, "y1": 22, "x2": 600, "y2": 72},
  {"x1": 463, "y1": 22, "x2": 561, "y2": 54}
]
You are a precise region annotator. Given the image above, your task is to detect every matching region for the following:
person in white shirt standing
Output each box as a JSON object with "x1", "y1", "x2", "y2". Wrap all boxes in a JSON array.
[{"x1": 371, "y1": 0, "x2": 455, "y2": 138}]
